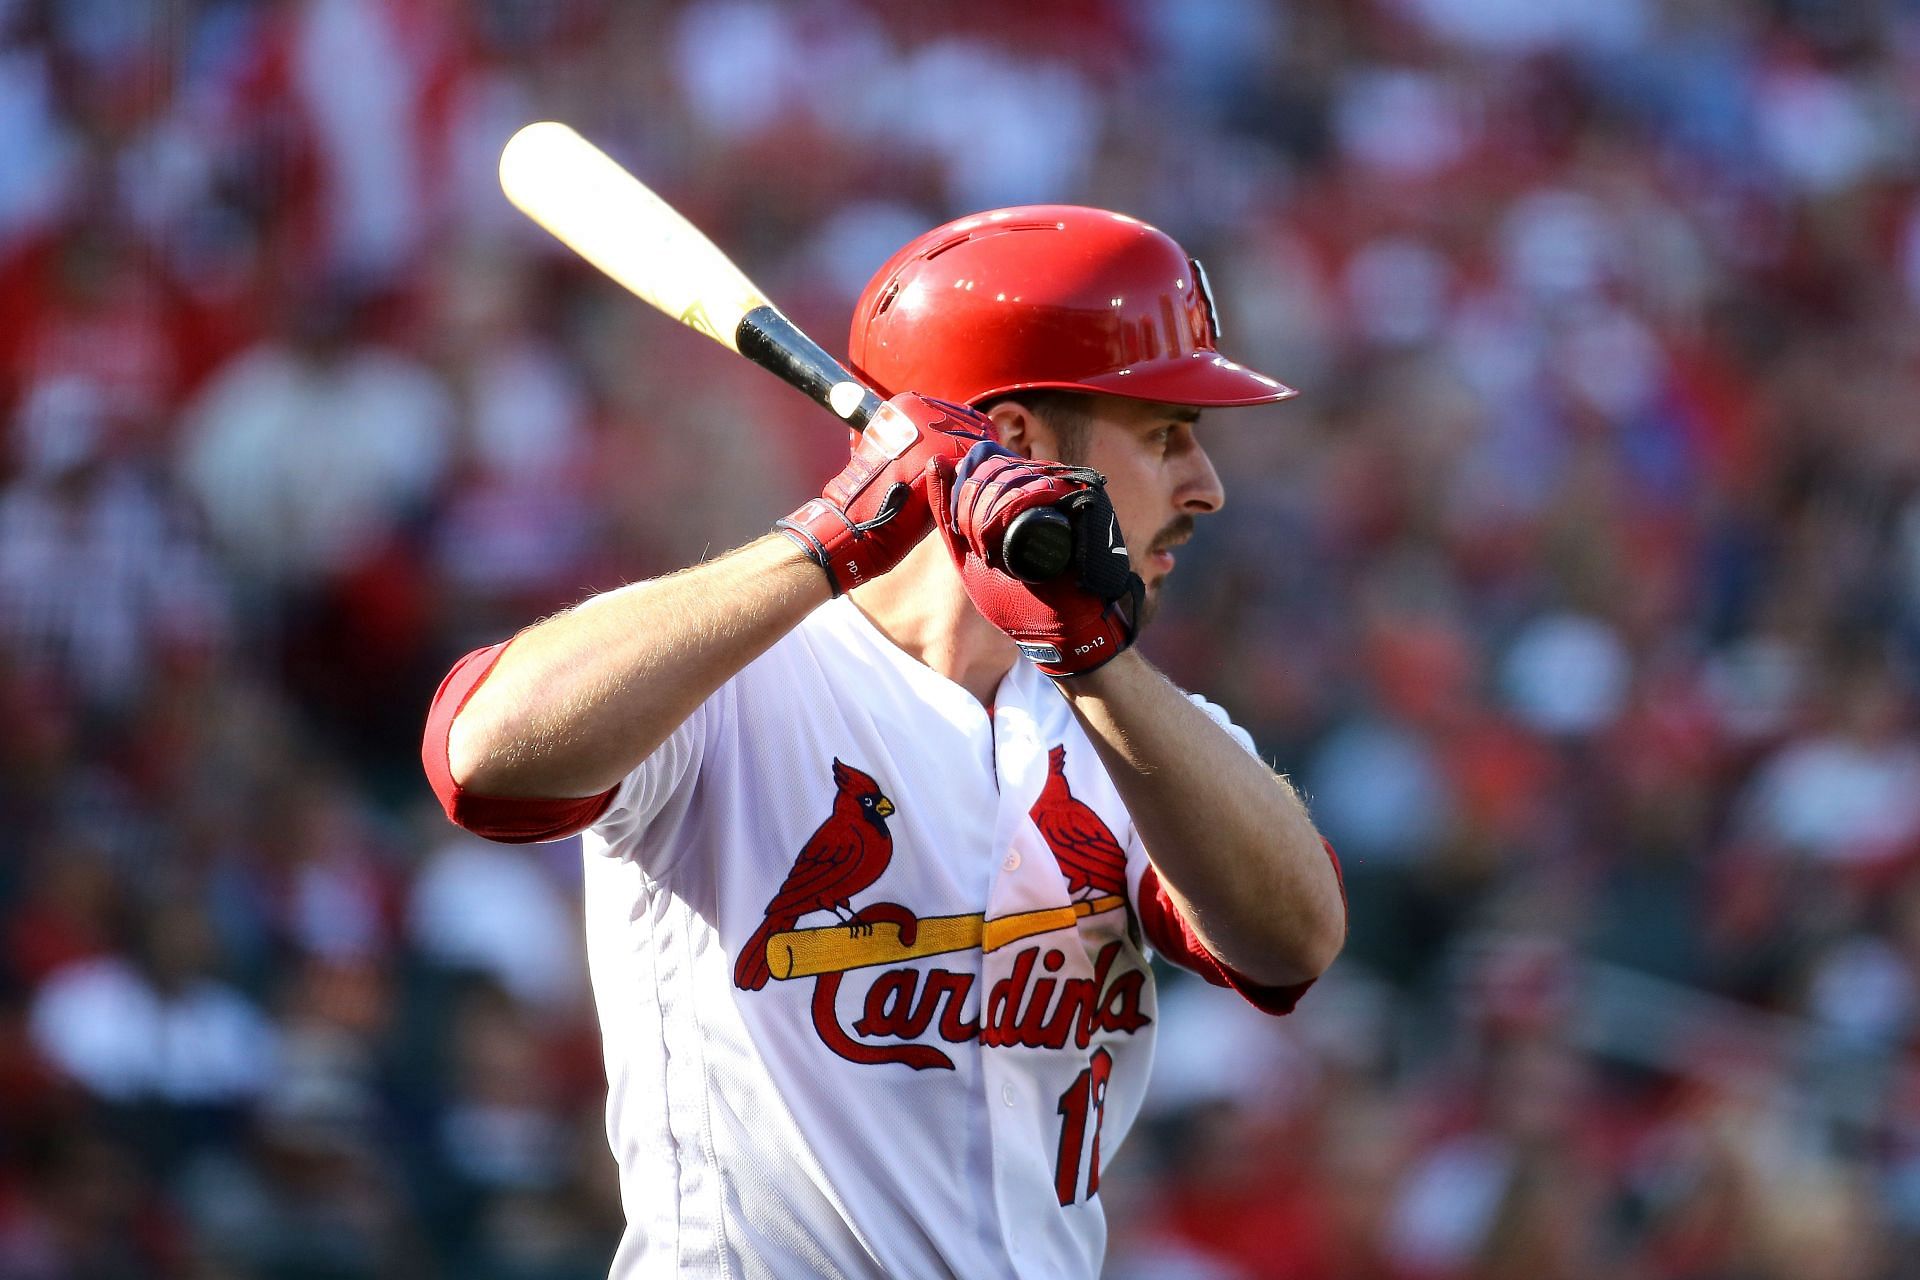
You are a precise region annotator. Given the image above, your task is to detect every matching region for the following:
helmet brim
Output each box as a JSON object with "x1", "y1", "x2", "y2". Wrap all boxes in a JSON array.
[{"x1": 983, "y1": 352, "x2": 1298, "y2": 408}]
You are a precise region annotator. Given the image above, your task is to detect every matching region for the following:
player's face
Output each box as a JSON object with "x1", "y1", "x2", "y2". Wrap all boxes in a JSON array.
[{"x1": 1056, "y1": 396, "x2": 1224, "y2": 621}]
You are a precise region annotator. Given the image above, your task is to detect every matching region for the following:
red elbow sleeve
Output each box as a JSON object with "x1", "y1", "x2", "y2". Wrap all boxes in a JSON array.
[
  {"x1": 421, "y1": 641, "x2": 615, "y2": 844},
  {"x1": 1137, "y1": 839, "x2": 1345, "y2": 1016}
]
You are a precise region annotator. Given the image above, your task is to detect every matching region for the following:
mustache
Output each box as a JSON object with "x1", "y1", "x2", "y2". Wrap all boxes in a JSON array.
[{"x1": 1148, "y1": 516, "x2": 1195, "y2": 556}]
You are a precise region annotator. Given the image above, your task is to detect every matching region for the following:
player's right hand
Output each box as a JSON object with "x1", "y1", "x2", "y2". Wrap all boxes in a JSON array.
[
  {"x1": 929, "y1": 446, "x2": 1145, "y2": 678},
  {"x1": 776, "y1": 393, "x2": 996, "y2": 595}
]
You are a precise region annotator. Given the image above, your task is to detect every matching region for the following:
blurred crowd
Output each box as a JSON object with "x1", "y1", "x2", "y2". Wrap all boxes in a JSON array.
[{"x1": 1, "y1": 0, "x2": 1917, "y2": 1276}]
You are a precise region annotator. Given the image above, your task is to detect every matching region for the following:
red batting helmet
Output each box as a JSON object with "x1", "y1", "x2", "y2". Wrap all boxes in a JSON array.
[{"x1": 848, "y1": 205, "x2": 1295, "y2": 409}]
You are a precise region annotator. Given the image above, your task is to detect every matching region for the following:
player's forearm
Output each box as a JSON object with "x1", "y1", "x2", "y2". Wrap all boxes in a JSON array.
[
  {"x1": 447, "y1": 534, "x2": 831, "y2": 799},
  {"x1": 1057, "y1": 651, "x2": 1345, "y2": 987}
]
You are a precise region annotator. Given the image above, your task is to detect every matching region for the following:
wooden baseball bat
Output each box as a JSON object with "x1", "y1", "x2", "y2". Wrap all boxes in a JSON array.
[{"x1": 498, "y1": 122, "x2": 1071, "y2": 581}]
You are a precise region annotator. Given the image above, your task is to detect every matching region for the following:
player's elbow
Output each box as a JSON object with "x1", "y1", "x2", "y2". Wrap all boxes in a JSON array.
[
  {"x1": 1242, "y1": 844, "x2": 1347, "y2": 986},
  {"x1": 428, "y1": 702, "x2": 515, "y2": 817},
  {"x1": 1289, "y1": 904, "x2": 1347, "y2": 983},
  {"x1": 1289, "y1": 847, "x2": 1349, "y2": 979},
  {"x1": 426, "y1": 705, "x2": 615, "y2": 845},
  {"x1": 425, "y1": 640, "x2": 529, "y2": 800},
  {"x1": 1237, "y1": 914, "x2": 1343, "y2": 990},
  {"x1": 443, "y1": 706, "x2": 635, "y2": 803},
  {"x1": 444, "y1": 708, "x2": 497, "y2": 794}
]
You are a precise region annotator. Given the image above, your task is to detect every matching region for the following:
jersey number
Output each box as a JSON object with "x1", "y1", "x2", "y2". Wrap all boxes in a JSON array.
[{"x1": 1053, "y1": 1047, "x2": 1114, "y2": 1205}]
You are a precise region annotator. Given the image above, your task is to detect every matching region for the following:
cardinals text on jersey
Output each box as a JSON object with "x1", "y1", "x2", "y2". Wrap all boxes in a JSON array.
[{"x1": 727, "y1": 747, "x2": 1152, "y2": 1079}]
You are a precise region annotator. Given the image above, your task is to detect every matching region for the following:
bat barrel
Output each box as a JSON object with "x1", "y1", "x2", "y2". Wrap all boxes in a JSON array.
[{"x1": 498, "y1": 121, "x2": 1071, "y2": 583}]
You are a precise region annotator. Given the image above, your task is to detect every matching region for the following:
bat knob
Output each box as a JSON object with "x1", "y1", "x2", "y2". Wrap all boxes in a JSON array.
[{"x1": 1003, "y1": 506, "x2": 1075, "y2": 582}]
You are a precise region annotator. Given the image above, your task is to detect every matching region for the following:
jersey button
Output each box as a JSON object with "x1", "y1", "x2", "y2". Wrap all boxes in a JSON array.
[
  {"x1": 1003, "y1": 851, "x2": 1021, "y2": 871},
  {"x1": 1002, "y1": 1083, "x2": 1016, "y2": 1107}
]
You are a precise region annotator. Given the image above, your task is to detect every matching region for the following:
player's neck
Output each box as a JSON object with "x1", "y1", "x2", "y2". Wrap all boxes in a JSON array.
[{"x1": 847, "y1": 537, "x2": 1017, "y2": 705}]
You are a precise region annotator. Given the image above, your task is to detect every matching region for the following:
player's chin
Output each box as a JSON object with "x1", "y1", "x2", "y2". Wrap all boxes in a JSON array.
[{"x1": 1138, "y1": 577, "x2": 1166, "y2": 629}]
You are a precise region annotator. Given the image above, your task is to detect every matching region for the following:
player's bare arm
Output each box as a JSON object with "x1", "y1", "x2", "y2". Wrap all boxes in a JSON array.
[
  {"x1": 446, "y1": 534, "x2": 830, "y2": 799},
  {"x1": 1056, "y1": 650, "x2": 1345, "y2": 987},
  {"x1": 445, "y1": 393, "x2": 996, "y2": 800}
]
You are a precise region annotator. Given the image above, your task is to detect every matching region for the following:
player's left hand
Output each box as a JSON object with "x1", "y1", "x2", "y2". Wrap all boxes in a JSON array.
[
  {"x1": 777, "y1": 393, "x2": 996, "y2": 595},
  {"x1": 929, "y1": 444, "x2": 1144, "y2": 678}
]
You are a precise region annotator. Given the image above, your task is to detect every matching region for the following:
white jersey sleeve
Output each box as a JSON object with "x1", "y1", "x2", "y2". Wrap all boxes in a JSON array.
[
  {"x1": 1185, "y1": 689, "x2": 1261, "y2": 758},
  {"x1": 590, "y1": 687, "x2": 723, "y2": 872}
]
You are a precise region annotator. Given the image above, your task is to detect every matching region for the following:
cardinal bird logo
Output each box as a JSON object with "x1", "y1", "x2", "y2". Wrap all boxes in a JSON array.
[
  {"x1": 1031, "y1": 745, "x2": 1128, "y2": 902},
  {"x1": 734, "y1": 759, "x2": 897, "y2": 991}
]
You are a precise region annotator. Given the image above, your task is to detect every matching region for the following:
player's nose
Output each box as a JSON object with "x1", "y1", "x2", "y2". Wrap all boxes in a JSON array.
[{"x1": 1178, "y1": 443, "x2": 1225, "y2": 515}]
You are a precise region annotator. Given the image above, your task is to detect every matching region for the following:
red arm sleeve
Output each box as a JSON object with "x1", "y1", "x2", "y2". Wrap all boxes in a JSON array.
[
  {"x1": 1137, "y1": 839, "x2": 1346, "y2": 1016},
  {"x1": 421, "y1": 640, "x2": 616, "y2": 844}
]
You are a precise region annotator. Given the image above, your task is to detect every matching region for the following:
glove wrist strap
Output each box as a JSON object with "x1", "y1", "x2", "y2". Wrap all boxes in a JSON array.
[
  {"x1": 777, "y1": 487, "x2": 913, "y2": 597},
  {"x1": 774, "y1": 514, "x2": 844, "y2": 596},
  {"x1": 1026, "y1": 620, "x2": 1132, "y2": 678}
]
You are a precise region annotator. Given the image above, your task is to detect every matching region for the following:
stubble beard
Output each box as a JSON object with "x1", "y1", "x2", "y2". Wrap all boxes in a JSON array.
[{"x1": 1135, "y1": 515, "x2": 1195, "y2": 631}]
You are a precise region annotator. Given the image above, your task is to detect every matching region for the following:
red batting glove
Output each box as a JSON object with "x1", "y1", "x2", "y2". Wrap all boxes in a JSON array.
[
  {"x1": 777, "y1": 393, "x2": 996, "y2": 594},
  {"x1": 930, "y1": 444, "x2": 1145, "y2": 678}
]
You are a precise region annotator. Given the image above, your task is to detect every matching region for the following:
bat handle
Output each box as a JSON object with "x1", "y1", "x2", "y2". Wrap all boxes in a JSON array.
[
  {"x1": 737, "y1": 306, "x2": 883, "y2": 428},
  {"x1": 1002, "y1": 506, "x2": 1074, "y2": 583},
  {"x1": 840, "y1": 387, "x2": 885, "y2": 430},
  {"x1": 734, "y1": 307, "x2": 1073, "y2": 581}
]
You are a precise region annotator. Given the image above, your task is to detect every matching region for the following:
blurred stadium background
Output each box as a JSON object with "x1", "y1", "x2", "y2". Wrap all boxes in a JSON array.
[{"x1": 2, "y1": 0, "x2": 1918, "y2": 1276}]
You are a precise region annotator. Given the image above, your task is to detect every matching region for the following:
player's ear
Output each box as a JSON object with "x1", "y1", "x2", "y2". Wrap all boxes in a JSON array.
[{"x1": 984, "y1": 402, "x2": 1040, "y2": 459}]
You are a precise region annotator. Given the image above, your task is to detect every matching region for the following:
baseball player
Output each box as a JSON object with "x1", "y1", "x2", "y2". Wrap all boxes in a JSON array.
[{"x1": 424, "y1": 206, "x2": 1346, "y2": 1278}]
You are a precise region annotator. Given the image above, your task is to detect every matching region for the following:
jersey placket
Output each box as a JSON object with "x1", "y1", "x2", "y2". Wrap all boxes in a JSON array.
[{"x1": 980, "y1": 684, "x2": 1072, "y2": 1271}]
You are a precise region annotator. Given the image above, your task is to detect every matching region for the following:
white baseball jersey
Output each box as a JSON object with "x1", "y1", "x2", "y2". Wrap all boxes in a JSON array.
[{"x1": 425, "y1": 595, "x2": 1319, "y2": 1279}]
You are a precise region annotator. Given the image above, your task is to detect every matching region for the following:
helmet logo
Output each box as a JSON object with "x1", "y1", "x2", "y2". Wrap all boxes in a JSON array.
[{"x1": 1189, "y1": 257, "x2": 1222, "y2": 343}]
